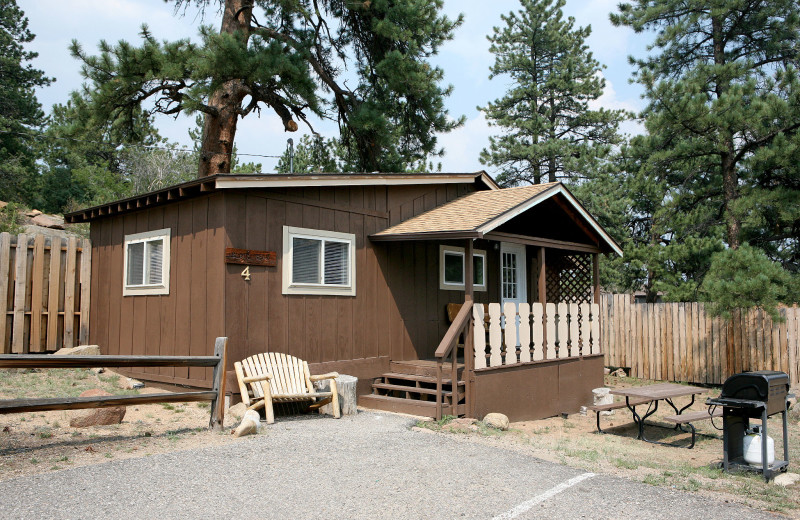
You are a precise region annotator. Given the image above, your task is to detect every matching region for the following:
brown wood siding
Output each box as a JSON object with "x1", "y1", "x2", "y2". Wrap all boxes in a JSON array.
[
  {"x1": 221, "y1": 183, "x2": 476, "y2": 370},
  {"x1": 88, "y1": 193, "x2": 225, "y2": 388}
]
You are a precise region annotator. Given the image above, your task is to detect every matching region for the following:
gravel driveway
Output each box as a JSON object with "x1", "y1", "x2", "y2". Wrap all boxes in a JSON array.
[{"x1": 0, "y1": 411, "x2": 782, "y2": 519}]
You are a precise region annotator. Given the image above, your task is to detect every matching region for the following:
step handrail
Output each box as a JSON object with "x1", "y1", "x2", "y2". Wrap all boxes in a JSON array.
[
  {"x1": 0, "y1": 337, "x2": 228, "y2": 430},
  {"x1": 434, "y1": 301, "x2": 473, "y2": 420}
]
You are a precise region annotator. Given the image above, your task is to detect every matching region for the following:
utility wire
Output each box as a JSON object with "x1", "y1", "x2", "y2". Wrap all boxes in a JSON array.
[{"x1": 0, "y1": 129, "x2": 286, "y2": 160}]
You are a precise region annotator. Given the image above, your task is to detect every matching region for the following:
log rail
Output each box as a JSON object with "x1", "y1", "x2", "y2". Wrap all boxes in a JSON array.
[{"x1": 0, "y1": 337, "x2": 228, "y2": 429}]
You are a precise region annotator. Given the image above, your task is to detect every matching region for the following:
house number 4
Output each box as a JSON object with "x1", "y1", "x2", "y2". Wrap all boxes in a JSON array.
[{"x1": 241, "y1": 266, "x2": 251, "y2": 281}]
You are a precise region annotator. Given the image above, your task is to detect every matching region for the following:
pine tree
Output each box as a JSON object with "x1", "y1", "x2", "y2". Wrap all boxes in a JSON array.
[
  {"x1": 611, "y1": 0, "x2": 800, "y2": 262},
  {"x1": 0, "y1": 0, "x2": 52, "y2": 203},
  {"x1": 479, "y1": 0, "x2": 628, "y2": 186},
  {"x1": 70, "y1": 0, "x2": 464, "y2": 176}
]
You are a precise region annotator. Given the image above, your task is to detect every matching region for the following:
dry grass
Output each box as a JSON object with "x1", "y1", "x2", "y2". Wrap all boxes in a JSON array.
[
  {"x1": 0, "y1": 368, "x2": 244, "y2": 481},
  {"x1": 418, "y1": 374, "x2": 800, "y2": 517}
]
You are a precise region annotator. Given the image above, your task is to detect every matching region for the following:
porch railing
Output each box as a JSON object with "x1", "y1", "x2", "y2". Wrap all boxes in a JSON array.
[
  {"x1": 474, "y1": 302, "x2": 601, "y2": 369},
  {"x1": 434, "y1": 300, "x2": 472, "y2": 420}
]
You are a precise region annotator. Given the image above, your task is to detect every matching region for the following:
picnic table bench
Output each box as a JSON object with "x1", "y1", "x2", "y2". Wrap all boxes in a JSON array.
[
  {"x1": 588, "y1": 398, "x2": 653, "y2": 433},
  {"x1": 662, "y1": 408, "x2": 722, "y2": 448}
]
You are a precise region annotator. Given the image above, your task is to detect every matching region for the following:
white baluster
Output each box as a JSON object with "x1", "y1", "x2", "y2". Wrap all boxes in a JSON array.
[
  {"x1": 557, "y1": 303, "x2": 568, "y2": 358},
  {"x1": 503, "y1": 302, "x2": 518, "y2": 365},
  {"x1": 518, "y1": 303, "x2": 531, "y2": 363},
  {"x1": 532, "y1": 303, "x2": 544, "y2": 361},
  {"x1": 590, "y1": 303, "x2": 601, "y2": 354},
  {"x1": 546, "y1": 303, "x2": 557, "y2": 360},
  {"x1": 473, "y1": 304, "x2": 486, "y2": 369},
  {"x1": 569, "y1": 303, "x2": 579, "y2": 357},
  {"x1": 580, "y1": 303, "x2": 591, "y2": 356},
  {"x1": 488, "y1": 303, "x2": 503, "y2": 367}
]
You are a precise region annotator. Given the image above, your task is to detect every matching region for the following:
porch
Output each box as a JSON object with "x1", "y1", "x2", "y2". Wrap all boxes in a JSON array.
[{"x1": 361, "y1": 183, "x2": 620, "y2": 420}]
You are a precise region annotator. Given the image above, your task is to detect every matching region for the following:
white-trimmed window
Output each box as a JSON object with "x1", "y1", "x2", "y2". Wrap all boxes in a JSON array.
[
  {"x1": 439, "y1": 245, "x2": 487, "y2": 291},
  {"x1": 123, "y1": 228, "x2": 171, "y2": 296},
  {"x1": 282, "y1": 226, "x2": 356, "y2": 296}
]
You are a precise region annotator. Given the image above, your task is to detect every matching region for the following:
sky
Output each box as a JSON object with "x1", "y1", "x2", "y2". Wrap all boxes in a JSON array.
[{"x1": 25, "y1": 0, "x2": 653, "y2": 174}]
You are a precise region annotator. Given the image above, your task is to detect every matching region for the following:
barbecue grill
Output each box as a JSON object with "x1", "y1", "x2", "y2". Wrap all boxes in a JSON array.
[{"x1": 706, "y1": 371, "x2": 791, "y2": 480}]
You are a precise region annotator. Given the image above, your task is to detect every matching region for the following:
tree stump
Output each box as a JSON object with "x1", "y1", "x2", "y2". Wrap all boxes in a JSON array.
[{"x1": 316, "y1": 375, "x2": 358, "y2": 416}]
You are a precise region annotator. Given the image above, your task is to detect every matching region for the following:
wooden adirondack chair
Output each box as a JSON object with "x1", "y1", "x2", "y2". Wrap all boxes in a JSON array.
[{"x1": 234, "y1": 353, "x2": 340, "y2": 424}]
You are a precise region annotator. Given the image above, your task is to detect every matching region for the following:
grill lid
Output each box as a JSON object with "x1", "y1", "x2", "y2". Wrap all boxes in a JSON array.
[{"x1": 714, "y1": 370, "x2": 789, "y2": 416}]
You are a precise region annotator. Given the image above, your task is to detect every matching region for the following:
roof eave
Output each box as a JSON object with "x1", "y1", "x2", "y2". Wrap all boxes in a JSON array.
[{"x1": 370, "y1": 230, "x2": 482, "y2": 242}]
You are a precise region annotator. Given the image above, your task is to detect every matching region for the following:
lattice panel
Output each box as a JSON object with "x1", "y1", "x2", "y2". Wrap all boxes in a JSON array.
[{"x1": 545, "y1": 253, "x2": 592, "y2": 304}]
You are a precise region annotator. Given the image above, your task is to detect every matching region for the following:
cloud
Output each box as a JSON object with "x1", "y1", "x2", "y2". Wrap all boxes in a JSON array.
[{"x1": 437, "y1": 113, "x2": 493, "y2": 173}]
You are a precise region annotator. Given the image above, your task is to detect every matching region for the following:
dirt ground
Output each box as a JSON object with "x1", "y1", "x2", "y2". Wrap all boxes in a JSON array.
[{"x1": 0, "y1": 368, "x2": 244, "y2": 481}]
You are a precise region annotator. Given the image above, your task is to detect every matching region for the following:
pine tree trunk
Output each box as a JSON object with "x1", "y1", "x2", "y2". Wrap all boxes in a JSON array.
[
  {"x1": 197, "y1": 0, "x2": 253, "y2": 177},
  {"x1": 712, "y1": 15, "x2": 740, "y2": 249}
]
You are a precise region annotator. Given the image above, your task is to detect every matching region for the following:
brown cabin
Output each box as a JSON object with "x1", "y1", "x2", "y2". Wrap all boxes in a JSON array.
[{"x1": 66, "y1": 172, "x2": 621, "y2": 421}]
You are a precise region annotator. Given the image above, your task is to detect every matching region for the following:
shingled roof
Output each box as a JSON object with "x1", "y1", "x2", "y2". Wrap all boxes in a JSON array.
[{"x1": 370, "y1": 182, "x2": 622, "y2": 255}]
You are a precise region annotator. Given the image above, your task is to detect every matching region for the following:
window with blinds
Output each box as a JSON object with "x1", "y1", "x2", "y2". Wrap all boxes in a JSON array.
[
  {"x1": 283, "y1": 226, "x2": 355, "y2": 296},
  {"x1": 123, "y1": 229, "x2": 171, "y2": 295}
]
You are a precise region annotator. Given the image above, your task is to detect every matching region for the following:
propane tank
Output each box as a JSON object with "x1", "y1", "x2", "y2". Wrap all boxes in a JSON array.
[{"x1": 742, "y1": 425, "x2": 775, "y2": 466}]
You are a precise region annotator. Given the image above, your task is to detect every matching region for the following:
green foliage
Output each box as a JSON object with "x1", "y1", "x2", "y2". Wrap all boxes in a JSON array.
[
  {"x1": 479, "y1": 0, "x2": 629, "y2": 186},
  {"x1": 0, "y1": 0, "x2": 52, "y2": 204},
  {"x1": 610, "y1": 0, "x2": 800, "y2": 304},
  {"x1": 700, "y1": 245, "x2": 793, "y2": 320},
  {"x1": 0, "y1": 201, "x2": 23, "y2": 234},
  {"x1": 71, "y1": 0, "x2": 465, "y2": 174},
  {"x1": 276, "y1": 135, "x2": 341, "y2": 174}
]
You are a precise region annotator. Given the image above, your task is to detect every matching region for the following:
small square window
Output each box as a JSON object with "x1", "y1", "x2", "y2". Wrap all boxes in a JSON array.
[
  {"x1": 439, "y1": 245, "x2": 486, "y2": 291},
  {"x1": 123, "y1": 229, "x2": 170, "y2": 296},
  {"x1": 283, "y1": 226, "x2": 356, "y2": 296}
]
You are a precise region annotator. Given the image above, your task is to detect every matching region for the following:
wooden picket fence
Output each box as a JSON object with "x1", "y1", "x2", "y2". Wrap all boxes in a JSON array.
[
  {"x1": 600, "y1": 294, "x2": 800, "y2": 386},
  {"x1": 0, "y1": 232, "x2": 91, "y2": 353},
  {"x1": 473, "y1": 301, "x2": 602, "y2": 369}
]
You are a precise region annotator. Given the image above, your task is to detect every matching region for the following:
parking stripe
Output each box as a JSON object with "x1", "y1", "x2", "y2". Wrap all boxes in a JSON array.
[{"x1": 492, "y1": 472, "x2": 595, "y2": 520}]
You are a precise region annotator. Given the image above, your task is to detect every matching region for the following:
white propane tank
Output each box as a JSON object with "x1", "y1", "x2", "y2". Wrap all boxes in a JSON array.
[{"x1": 742, "y1": 426, "x2": 775, "y2": 465}]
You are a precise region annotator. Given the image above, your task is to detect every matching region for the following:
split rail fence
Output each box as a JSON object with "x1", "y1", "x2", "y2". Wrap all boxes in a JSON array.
[
  {"x1": 600, "y1": 294, "x2": 800, "y2": 386},
  {"x1": 0, "y1": 232, "x2": 90, "y2": 354}
]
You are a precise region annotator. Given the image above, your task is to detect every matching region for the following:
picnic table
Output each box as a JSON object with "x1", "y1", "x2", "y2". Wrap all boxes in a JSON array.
[{"x1": 610, "y1": 383, "x2": 709, "y2": 446}]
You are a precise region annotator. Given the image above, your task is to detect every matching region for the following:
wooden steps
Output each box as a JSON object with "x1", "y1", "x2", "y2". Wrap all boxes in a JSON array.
[{"x1": 359, "y1": 359, "x2": 466, "y2": 418}]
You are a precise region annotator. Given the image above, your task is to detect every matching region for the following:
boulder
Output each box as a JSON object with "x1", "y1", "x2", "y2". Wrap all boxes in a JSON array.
[
  {"x1": 31, "y1": 214, "x2": 65, "y2": 230},
  {"x1": 123, "y1": 378, "x2": 145, "y2": 390},
  {"x1": 69, "y1": 389, "x2": 126, "y2": 428},
  {"x1": 773, "y1": 472, "x2": 799, "y2": 487},
  {"x1": 0, "y1": 201, "x2": 7, "y2": 209},
  {"x1": 483, "y1": 412, "x2": 509, "y2": 431},
  {"x1": 54, "y1": 345, "x2": 101, "y2": 356},
  {"x1": 233, "y1": 409, "x2": 262, "y2": 437},
  {"x1": 26, "y1": 209, "x2": 42, "y2": 217}
]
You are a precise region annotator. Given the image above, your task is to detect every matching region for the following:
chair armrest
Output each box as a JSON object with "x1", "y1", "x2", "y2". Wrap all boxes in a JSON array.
[
  {"x1": 309, "y1": 372, "x2": 339, "y2": 382},
  {"x1": 241, "y1": 372, "x2": 273, "y2": 384}
]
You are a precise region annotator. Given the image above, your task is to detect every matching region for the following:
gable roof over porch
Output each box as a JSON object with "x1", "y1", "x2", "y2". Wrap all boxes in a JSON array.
[{"x1": 370, "y1": 182, "x2": 623, "y2": 255}]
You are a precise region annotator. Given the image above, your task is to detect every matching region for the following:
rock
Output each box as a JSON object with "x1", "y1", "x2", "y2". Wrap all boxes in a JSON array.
[
  {"x1": 483, "y1": 412, "x2": 509, "y2": 431},
  {"x1": 69, "y1": 389, "x2": 126, "y2": 427},
  {"x1": 227, "y1": 402, "x2": 247, "y2": 420},
  {"x1": 54, "y1": 345, "x2": 101, "y2": 356},
  {"x1": 124, "y1": 378, "x2": 145, "y2": 390},
  {"x1": 603, "y1": 367, "x2": 611, "y2": 375},
  {"x1": 233, "y1": 410, "x2": 261, "y2": 437},
  {"x1": 31, "y1": 214, "x2": 65, "y2": 230},
  {"x1": 26, "y1": 209, "x2": 42, "y2": 217},
  {"x1": 612, "y1": 368, "x2": 627, "y2": 378},
  {"x1": 91, "y1": 367, "x2": 105, "y2": 374},
  {"x1": 579, "y1": 406, "x2": 588, "y2": 416},
  {"x1": 773, "y1": 472, "x2": 799, "y2": 487},
  {"x1": 0, "y1": 201, "x2": 7, "y2": 209}
]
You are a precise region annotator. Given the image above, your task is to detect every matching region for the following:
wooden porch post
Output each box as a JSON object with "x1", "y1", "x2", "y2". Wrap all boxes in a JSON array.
[
  {"x1": 538, "y1": 247, "x2": 547, "y2": 352},
  {"x1": 592, "y1": 252, "x2": 600, "y2": 353},
  {"x1": 463, "y1": 239, "x2": 474, "y2": 417}
]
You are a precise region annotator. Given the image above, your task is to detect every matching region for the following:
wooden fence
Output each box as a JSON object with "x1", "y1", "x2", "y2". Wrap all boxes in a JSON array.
[
  {"x1": 0, "y1": 232, "x2": 91, "y2": 354},
  {"x1": 474, "y1": 301, "x2": 601, "y2": 369},
  {"x1": 600, "y1": 294, "x2": 800, "y2": 386}
]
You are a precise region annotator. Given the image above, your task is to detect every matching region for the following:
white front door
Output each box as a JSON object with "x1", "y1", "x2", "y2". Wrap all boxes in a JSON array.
[
  {"x1": 500, "y1": 242, "x2": 527, "y2": 307},
  {"x1": 500, "y1": 243, "x2": 527, "y2": 344}
]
